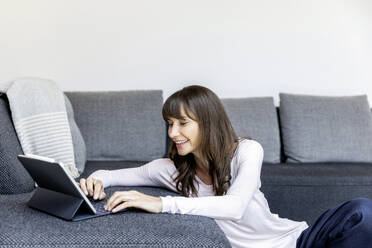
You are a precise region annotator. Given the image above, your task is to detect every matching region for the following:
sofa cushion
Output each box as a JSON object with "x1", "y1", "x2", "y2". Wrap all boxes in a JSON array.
[
  {"x1": 279, "y1": 93, "x2": 372, "y2": 163},
  {"x1": 65, "y1": 91, "x2": 166, "y2": 162},
  {"x1": 64, "y1": 95, "x2": 87, "y2": 174},
  {"x1": 0, "y1": 186, "x2": 231, "y2": 247},
  {"x1": 0, "y1": 94, "x2": 34, "y2": 194},
  {"x1": 222, "y1": 97, "x2": 281, "y2": 163},
  {"x1": 261, "y1": 162, "x2": 372, "y2": 224}
]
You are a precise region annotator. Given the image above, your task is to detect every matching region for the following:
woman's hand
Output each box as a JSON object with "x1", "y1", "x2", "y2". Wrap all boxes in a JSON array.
[
  {"x1": 104, "y1": 190, "x2": 162, "y2": 214},
  {"x1": 78, "y1": 177, "x2": 106, "y2": 201}
]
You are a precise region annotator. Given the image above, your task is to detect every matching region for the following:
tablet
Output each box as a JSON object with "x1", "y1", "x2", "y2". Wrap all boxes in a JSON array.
[{"x1": 18, "y1": 154, "x2": 98, "y2": 218}]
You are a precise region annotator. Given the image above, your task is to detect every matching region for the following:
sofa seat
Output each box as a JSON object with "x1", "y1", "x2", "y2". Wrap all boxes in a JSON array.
[
  {"x1": 260, "y1": 162, "x2": 372, "y2": 225},
  {"x1": 0, "y1": 161, "x2": 231, "y2": 248}
]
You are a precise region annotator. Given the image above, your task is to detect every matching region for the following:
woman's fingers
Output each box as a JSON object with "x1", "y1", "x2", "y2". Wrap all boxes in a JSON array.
[
  {"x1": 105, "y1": 191, "x2": 135, "y2": 211},
  {"x1": 79, "y1": 178, "x2": 88, "y2": 195},
  {"x1": 99, "y1": 191, "x2": 106, "y2": 200},
  {"x1": 112, "y1": 201, "x2": 134, "y2": 213},
  {"x1": 105, "y1": 193, "x2": 127, "y2": 211},
  {"x1": 107, "y1": 196, "x2": 124, "y2": 211},
  {"x1": 93, "y1": 180, "x2": 103, "y2": 200},
  {"x1": 78, "y1": 177, "x2": 104, "y2": 199},
  {"x1": 86, "y1": 177, "x2": 94, "y2": 196},
  {"x1": 103, "y1": 190, "x2": 162, "y2": 214},
  {"x1": 104, "y1": 191, "x2": 119, "y2": 210}
]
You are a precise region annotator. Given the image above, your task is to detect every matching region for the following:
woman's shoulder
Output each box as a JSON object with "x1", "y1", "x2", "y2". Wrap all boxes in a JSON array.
[
  {"x1": 235, "y1": 138, "x2": 264, "y2": 159},
  {"x1": 145, "y1": 158, "x2": 177, "y2": 174},
  {"x1": 229, "y1": 139, "x2": 264, "y2": 179},
  {"x1": 146, "y1": 158, "x2": 175, "y2": 168},
  {"x1": 142, "y1": 158, "x2": 178, "y2": 189}
]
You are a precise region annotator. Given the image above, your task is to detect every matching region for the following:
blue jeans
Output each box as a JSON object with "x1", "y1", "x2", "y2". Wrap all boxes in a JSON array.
[{"x1": 296, "y1": 198, "x2": 372, "y2": 248}]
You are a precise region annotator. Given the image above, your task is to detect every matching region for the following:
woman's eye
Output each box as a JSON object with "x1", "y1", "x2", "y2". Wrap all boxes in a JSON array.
[
  {"x1": 168, "y1": 123, "x2": 173, "y2": 126},
  {"x1": 180, "y1": 122, "x2": 187, "y2": 126}
]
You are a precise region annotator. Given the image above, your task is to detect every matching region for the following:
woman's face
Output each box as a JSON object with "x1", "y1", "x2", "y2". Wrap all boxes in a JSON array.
[{"x1": 167, "y1": 106, "x2": 201, "y2": 156}]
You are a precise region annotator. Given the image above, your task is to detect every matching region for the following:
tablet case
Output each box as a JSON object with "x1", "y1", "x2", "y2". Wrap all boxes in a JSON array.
[
  {"x1": 28, "y1": 187, "x2": 88, "y2": 220},
  {"x1": 18, "y1": 155, "x2": 99, "y2": 221}
]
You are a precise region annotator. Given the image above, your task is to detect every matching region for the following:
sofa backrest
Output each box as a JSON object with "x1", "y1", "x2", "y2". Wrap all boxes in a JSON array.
[
  {"x1": 68, "y1": 91, "x2": 372, "y2": 164},
  {"x1": 67, "y1": 91, "x2": 282, "y2": 163},
  {"x1": 65, "y1": 91, "x2": 166, "y2": 162},
  {"x1": 222, "y1": 97, "x2": 281, "y2": 164}
]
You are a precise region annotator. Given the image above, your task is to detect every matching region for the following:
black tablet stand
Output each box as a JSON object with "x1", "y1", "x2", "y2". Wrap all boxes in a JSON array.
[{"x1": 28, "y1": 187, "x2": 88, "y2": 221}]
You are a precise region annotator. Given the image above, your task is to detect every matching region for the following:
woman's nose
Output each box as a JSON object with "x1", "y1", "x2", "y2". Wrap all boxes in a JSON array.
[{"x1": 168, "y1": 125, "x2": 179, "y2": 138}]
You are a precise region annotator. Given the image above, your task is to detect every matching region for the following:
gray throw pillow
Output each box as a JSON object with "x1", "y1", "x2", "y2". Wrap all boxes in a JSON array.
[
  {"x1": 64, "y1": 95, "x2": 87, "y2": 174},
  {"x1": 65, "y1": 91, "x2": 165, "y2": 162},
  {"x1": 279, "y1": 93, "x2": 372, "y2": 163},
  {"x1": 222, "y1": 97, "x2": 281, "y2": 163},
  {"x1": 0, "y1": 94, "x2": 34, "y2": 194}
]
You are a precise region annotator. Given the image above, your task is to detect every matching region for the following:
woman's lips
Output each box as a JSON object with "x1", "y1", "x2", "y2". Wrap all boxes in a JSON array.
[{"x1": 175, "y1": 140, "x2": 188, "y2": 147}]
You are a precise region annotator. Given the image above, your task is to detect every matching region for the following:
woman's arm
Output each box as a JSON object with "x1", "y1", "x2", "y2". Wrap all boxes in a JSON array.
[
  {"x1": 89, "y1": 158, "x2": 177, "y2": 189},
  {"x1": 160, "y1": 140, "x2": 264, "y2": 221},
  {"x1": 79, "y1": 158, "x2": 177, "y2": 210}
]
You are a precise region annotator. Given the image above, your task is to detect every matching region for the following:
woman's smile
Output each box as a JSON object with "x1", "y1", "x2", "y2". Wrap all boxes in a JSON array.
[
  {"x1": 175, "y1": 140, "x2": 189, "y2": 146},
  {"x1": 167, "y1": 106, "x2": 201, "y2": 156}
]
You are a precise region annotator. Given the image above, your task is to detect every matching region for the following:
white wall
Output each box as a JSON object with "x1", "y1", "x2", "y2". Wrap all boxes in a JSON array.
[{"x1": 1, "y1": 0, "x2": 371, "y2": 105}]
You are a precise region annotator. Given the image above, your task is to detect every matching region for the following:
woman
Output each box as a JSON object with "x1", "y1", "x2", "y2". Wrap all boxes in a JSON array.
[{"x1": 79, "y1": 85, "x2": 372, "y2": 248}]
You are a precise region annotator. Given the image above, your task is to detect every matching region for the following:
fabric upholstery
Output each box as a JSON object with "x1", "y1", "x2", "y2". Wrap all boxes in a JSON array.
[
  {"x1": 0, "y1": 94, "x2": 34, "y2": 194},
  {"x1": 65, "y1": 91, "x2": 166, "y2": 162},
  {"x1": 279, "y1": 93, "x2": 372, "y2": 163},
  {"x1": 222, "y1": 97, "x2": 281, "y2": 163},
  {"x1": 64, "y1": 95, "x2": 87, "y2": 174}
]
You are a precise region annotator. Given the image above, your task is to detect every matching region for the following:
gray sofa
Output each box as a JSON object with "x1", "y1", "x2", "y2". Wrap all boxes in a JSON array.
[{"x1": 1, "y1": 90, "x2": 372, "y2": 248}]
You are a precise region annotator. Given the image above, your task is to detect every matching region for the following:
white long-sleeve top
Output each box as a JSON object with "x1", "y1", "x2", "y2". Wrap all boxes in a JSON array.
[{"x1": 90, "y1": 139, "x2": 309, "y2": 248}]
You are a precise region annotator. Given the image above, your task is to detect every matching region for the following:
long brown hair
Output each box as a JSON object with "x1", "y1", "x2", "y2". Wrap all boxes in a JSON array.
[{"x1": 162, "y1": 85, "x2": 238, "y2": 197}]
